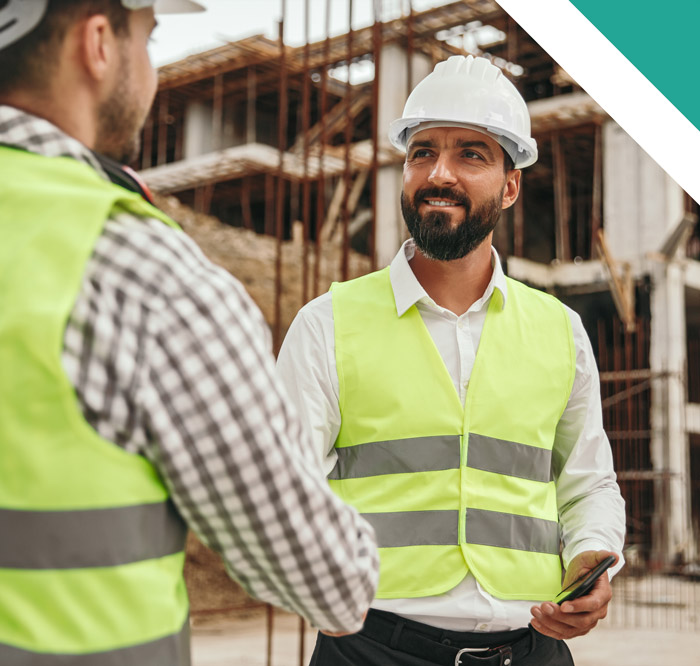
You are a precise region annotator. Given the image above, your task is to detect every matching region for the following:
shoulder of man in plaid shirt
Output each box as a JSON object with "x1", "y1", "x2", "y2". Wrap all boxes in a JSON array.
[{"x1": 0, "y1": 105, "x2": 378, "y2": 633}]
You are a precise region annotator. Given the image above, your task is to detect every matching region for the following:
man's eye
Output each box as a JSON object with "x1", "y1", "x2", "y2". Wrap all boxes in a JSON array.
[
  {"x1": 412, "y1": 149, "x2": 431, "y2": 158},
  {"x1": 463, "y1": 151, "x2": 483, "y2": 160}
]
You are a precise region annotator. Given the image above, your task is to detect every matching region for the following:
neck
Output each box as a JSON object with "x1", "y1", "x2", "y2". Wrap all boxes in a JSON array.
[
  {"x1": 409, "y1": 239, "x2": 494, "y2": 316},
  {"x1": 0, "y1": 74, "x2": 98, "y2": 150}
]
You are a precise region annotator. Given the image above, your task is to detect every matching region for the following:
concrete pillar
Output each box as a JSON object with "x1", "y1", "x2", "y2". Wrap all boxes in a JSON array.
[
  {"x1": 375, "y1": 167, "x2": 405, "y2": 267},
  {"x1": 183, "y1": 101, "x2": 213, "y2": 159},
  {"x1": 375, "y1": 43, "x2": 431, "y2": 267},
  {"x1": 649, "y1": 258, "x2": 694, "y2": 565},
  {"x1": 603, "y1": 120, "x2": 684, "y2": 262}
]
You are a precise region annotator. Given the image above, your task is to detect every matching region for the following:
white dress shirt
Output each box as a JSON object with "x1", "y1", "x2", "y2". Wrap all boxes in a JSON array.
[{"x1": 276, "y1": 239, "x2": 625, "y2": 631}]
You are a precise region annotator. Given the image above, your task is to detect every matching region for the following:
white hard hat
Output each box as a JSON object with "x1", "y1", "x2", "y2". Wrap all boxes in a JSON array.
[
  {"x1": 388, "y1": 55, "x2": 538, "y2": 169},
  {"x1": 0, "y1": 0, "x2": 205, "y2": 51}
]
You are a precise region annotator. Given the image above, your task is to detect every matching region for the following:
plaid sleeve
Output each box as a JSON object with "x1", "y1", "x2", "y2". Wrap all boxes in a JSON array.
[{"x1": 64, "y1": 212, "x2": 378, "y2": 633}]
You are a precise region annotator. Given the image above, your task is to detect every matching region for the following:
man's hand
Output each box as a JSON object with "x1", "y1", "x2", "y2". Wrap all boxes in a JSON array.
[
  {"x1": 320, "y1": 610, "x2": 368, "y2": 637},
  {"x1": 530, "y1": 550, "x2": 619, "y2": 640}
]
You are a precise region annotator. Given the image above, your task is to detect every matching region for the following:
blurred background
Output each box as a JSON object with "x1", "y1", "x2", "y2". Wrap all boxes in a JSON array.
[{"x1": 139, "y1": 1, "x2": 700, "y2": 663}]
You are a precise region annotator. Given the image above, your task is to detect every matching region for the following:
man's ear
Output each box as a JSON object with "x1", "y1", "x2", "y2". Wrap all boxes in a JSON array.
[
  {"x1": 79, "y1": 14, "x2": 117, "y2": 83},
  {"x1": 501, "y1": 169, "x2": 521, "y2": 210}
]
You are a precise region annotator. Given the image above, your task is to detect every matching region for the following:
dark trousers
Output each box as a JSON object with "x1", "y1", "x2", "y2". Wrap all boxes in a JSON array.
[{"x1": 310, "y1": 610, "x2": 574, "y2": 666}]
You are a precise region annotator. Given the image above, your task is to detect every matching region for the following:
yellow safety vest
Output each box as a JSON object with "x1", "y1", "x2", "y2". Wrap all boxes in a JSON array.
[
  {"x1": 0, "y1": 146, "x2": 190, "y2": 664},
  {"x1": 329, "y1": 267, "x2": 575, "y2": 600}
]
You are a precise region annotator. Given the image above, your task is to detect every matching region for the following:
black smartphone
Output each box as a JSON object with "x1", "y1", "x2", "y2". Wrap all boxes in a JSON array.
[{"x1": 553, "y1": 555, "x2": 617, "y2": 605}]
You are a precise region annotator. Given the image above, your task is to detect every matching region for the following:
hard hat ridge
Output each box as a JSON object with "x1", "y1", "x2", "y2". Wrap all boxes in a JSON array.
[
  {"x1": 439, "y1": 54, "x2": 501, "y2": 84},
  {"x1": 388, "y1": 54, "x2": 538, "y2": 168}
]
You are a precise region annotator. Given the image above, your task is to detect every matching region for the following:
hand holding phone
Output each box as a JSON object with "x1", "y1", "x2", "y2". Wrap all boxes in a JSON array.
[{"x1": 553, "y1": 554, "x2": 616, "y2": 605}]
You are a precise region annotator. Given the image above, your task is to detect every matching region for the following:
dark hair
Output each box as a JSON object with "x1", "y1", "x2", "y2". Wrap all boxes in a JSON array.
[{"x1": 0, "y1": 0, "x2": 130, "y2": 94}]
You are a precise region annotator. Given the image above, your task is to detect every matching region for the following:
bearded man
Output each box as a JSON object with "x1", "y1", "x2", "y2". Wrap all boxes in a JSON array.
[{"x1": 276, "y1": 55, "x2": 626, "y2": 666}]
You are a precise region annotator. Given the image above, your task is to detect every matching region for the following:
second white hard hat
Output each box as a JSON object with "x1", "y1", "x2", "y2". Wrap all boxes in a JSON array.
[{"x1": 388, "y1": 55, "x2": 538, "y2": 169}]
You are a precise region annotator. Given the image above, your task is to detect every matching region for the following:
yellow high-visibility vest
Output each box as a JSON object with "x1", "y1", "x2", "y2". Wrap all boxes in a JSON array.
[
  {"x1": 329, "y1": 267, "x2": 575, "y2": 600},
  {"x1": 0, "y1": 147, "x2": 190, "y2": 664}
]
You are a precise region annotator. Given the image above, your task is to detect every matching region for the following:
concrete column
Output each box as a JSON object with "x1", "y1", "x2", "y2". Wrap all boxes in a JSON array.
[
  {"x1": 375, "y1": 167, "x2": 405, "y2": 267},
  {"x1": 603, "y1": 120, "x2": 684, "y2": 262},
  {"x1": 183, "y1": 101, "x2": 213, "y2": 159},
  {"x1": 649, "y1": 259, "x2": 694, "y2": 565},
  {"x1": 375, "y1": 43, "x2": 431, "y2": 267}
]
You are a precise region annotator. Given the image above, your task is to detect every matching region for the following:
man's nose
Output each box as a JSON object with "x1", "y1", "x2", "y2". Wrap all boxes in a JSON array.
[{"x1": 428, "y1": 154, "x2": 457, "y2": 187}]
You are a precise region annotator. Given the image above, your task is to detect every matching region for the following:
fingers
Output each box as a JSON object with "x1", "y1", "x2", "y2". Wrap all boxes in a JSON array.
[
  {"x1": 531, "y1": 604, "x2": 590, "y2": 640},
  {"x1": 530, "y1": 615, "x2": 592, "y2": 640},
  {"x1": 530, "y1": 599, "x2": 607, "y2": 640}
]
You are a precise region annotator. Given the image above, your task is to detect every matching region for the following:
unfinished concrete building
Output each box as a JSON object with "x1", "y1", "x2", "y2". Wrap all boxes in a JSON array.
[{"x1": 137, "y1": 0, "x2": 700, "y2": 626}]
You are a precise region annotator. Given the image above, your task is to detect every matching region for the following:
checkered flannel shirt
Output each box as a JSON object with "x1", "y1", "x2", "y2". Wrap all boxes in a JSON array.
[{"x1": 0, "y1": 106, "x2": 378, "y2": 633}]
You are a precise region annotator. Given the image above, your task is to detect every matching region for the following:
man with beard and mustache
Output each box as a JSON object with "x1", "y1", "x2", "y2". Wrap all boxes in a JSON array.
[
  {"x1": 277, "y1": 55, "x2": 625, "y2": 666},
  {"x1": 0, "y1": 2, "x2": 380, "y2": 664}
]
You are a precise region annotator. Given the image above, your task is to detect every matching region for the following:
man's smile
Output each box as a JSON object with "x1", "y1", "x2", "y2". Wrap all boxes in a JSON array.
[{"x1": 423, "y1": 199, "x2": 463, "y2": 208}]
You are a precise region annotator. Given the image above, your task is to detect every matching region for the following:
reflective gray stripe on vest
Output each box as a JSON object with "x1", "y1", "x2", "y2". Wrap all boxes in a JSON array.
[
  {"x1": 466, "y1": 434, "x2": 553, "y2": 483},
  {"x1": 360, "y1": 509, "x2": 558, "y2": 553},
  {"x1": 0, "y1": 621, "x2": 190, "y2": 666},
  {"x1": 328, "y1": 435, "x2": 460, "y2": 480},
  {"x1": 361, "y1": 510, "x2": 459, "y2": 547},
  {"x1": 465, "y1": 508, "x2": 559, "y2": 554},
  {"x1": 0, "y1": 501, "x2": 186, "y2": 569},
  {"x1": 329, "y1": 434, "x2": 552, "y2": 483}
]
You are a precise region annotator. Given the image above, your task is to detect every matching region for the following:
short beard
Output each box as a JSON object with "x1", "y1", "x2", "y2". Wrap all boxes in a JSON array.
[
  {"x1": 94, "y1": 53, "x2": 146, "y2": 164},
  {"x1": 401, "y1": 185, "x2": 504, "y2": 261}
]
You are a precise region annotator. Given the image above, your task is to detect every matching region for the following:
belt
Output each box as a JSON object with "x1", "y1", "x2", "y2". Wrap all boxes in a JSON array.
[{"x1": 361, "y1": 610, "x2": 536, "y2": 666}]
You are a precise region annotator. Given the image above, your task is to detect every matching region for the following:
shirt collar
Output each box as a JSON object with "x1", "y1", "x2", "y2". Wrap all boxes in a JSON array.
[
  {"x1": 389, "y1": 238, "x2": 508, "y2": 317},
  {"x1": 0, "y1": 105, "x2": 108, "y2": 179}
]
